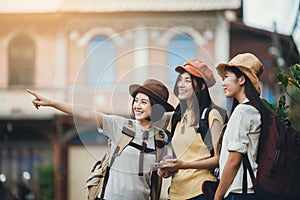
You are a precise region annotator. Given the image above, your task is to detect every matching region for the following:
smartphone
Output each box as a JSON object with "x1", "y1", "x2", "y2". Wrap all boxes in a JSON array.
[{"x1": 151, "y1": 162, "x2": 165, "y2": 170}]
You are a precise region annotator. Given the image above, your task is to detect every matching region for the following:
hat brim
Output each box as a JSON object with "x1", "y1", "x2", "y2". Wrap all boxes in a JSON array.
[
  {"x1": 129, "y1": 84, "x2": 174, "y2": 112},
  {"x1": 175, "y1": 65, "x2": 216, "y2": 88},
  {"x1": 175, "y1": 65, "x2": 202, "y2": 78},
  {"x1": 216, "y1": 63, "x2": 260, "y2": 94}
]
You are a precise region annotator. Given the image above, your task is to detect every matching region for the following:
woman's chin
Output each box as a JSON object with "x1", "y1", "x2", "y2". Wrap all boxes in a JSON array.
[{"x1": 135, "y1": 115, "x2": 144, "y2": 121}]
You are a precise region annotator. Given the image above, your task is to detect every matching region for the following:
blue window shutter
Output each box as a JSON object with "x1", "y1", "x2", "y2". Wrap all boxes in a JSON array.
[
  {"x1": 167, "y1": 35, "x2": 196, "y2": 85},
  {"x1": 87, "y1": 37, "x2": 116, "y2": 86}
]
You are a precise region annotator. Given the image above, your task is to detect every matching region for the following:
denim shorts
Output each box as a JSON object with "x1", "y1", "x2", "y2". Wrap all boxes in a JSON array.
[
  {"x1": 188, "y1": 194, "x2": 206, "y2": 200},
  {"x1": 224, "y1": 193, "x2": 256, "y2": 200}
]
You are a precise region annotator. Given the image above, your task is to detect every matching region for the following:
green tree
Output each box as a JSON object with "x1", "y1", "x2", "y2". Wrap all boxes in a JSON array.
[
  {"x1": 264, "y1": 64, "x2": 300, "y2": 130},
  {"x1": 36, "y1": 163, "x2": 55, "y2": 200}
]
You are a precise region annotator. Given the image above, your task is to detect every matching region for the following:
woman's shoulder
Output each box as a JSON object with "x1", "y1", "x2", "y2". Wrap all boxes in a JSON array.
[
  {"x1": 234, "y1": 103, "x2": 259, "y2": 116},
  {"x1": 102, "y1": 113, "x2": 122, "y2": 119},
  {"x1": 209, "y1": 108, "x2": 222, "y2": 119},
  {"x1": 210, "y1": 107, "x2": 223, "y2": 116},
  {"x1": 209, "y1": 107, "x2": 226, "y2": 125},
  {"x1": 102, "y1": 113, "x2": 127, "y2": 126},
  {"x1": 237, "y1": 103, "x2": 258, "y2": 110}
]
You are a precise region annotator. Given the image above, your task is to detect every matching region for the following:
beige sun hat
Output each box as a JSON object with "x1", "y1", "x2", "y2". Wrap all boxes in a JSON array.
[
  {"x1": 175, "y1": 59, "x2": 216, "y2": 88},
  {"x1": 216, "y1": 53, "x2": 264, "y2": 94}
]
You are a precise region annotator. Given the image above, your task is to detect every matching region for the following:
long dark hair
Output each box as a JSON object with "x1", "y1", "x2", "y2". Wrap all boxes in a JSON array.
[
  {"x1": 225, "y1": 66, "x2": 272, "y2": 157},
  {"x1": 171, "y1": 72, "x2": 212, "y2": 136}
]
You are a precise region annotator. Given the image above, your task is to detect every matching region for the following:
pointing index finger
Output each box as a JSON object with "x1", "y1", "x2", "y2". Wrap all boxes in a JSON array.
[{"x1": 26, "y1": 89, "x2": 37, "y2": 97}]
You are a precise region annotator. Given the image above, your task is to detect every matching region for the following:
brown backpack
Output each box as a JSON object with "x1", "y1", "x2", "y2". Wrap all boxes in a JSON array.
[{"x1": 243, "y1": 114, "x2": 300, "y2": 200}]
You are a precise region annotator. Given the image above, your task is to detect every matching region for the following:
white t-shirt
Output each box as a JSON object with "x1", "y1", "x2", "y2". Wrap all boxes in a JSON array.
[
  {"x1": 219, "y1": 102, "x2": 261, "y2": 197},
  {"x1": 98, "y1": 114, "x2": 158, "y2": 200}
]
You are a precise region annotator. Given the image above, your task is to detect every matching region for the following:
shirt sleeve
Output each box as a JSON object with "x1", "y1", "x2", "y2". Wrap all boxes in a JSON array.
[
  {"x1": 208, "y1": 108, "x2": 224, "y2": 145},
  {"x1": 208, "y1": 108, "x2": 224, "y2": 128},
  {"x1": 98, "y1": 114, "x2": 126, "y2": 142},
  {"x1": 226, "y1": 105, "x2": 258, "y2": 154}
]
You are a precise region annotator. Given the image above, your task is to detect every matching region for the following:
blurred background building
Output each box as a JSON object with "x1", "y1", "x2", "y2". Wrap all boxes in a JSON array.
[{"x1": 0, "y1": 0, "x2": 298, "y2": 199}]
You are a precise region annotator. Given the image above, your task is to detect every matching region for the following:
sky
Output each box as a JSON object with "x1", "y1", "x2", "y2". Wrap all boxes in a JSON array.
[{"x1": 243, "y1": 0, "x2": 300, "y2": 53}]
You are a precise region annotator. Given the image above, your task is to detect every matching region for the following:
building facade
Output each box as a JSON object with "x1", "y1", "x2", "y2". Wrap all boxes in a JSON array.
[{"x1": 4, "y1": 1, "x2": 287, "y2": 200}]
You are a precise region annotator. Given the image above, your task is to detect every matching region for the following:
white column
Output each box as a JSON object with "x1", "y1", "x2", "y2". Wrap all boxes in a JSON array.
[
  {"x1": 214, "y1": 14, "x2": 230, "y2": 64},
  {"x1": 134, "y1": 28, "x2": 149, "y2": 83},
  {"x1": 213, "y1": 15, "x2": 230, "y2": 108},
  {"x1": 54, "y1": 29, "x2": 67, "y2": 88}
]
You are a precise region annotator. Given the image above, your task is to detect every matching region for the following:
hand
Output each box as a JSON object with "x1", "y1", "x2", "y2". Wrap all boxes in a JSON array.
[
  {"x1": 26, "y1": 89, "x2": 53, "y2": 109},
  {"x1": 160, "y1": 158, "x2": 182, "y2": 172},
  {"x1": 157, "y1": 168, "x2": 173, "y2": 178}
]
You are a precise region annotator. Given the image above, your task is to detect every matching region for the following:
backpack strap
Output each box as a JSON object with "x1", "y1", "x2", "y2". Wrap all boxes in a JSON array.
[
  {"x1": 151, "y1": 169, "x2": 162, "y2": 200},
  {"x1": 124, "y1": 120, "x2": 156, "y2": 153},
  {"x1": 123, "y1": 120, "x2": 168, "y2": 161},
  {"x1": 122, "y1": 120, "x2": 168, "y2": 173},
  {"x1": 100, "y1": 119, "x2": 135, "y2": 199},
  {"x1": 122, "y1": 120, "x2": 167, "y2": 200},
  {"x1": 154, "y1": 127, "x2": 168, "y2": 161},
  {"x1": 109, "y1": 132, "x2": 134, "y2": 167},
  {"x1": 199, "y1": 107, "x2": 212, "y2": 140},
  {"x1": 109, "y1": 119, "x2": 136, "y2": 166},
  {"x1": 151, "y1": 127, "x2": 167, "y2": 200},
  {"x1": 242, "y1": 154, "x2": 255, "y2": 197},
  {"x1": 199, "y1": 107, "x2": 215, "y2": 156},
  {"x1": 103, "y1": 119, "x2": 167, "y2": 200},
  {"x1": 122, "y1": 119, "x2": 136, "y2": 137},
  {"x1": 199, "y1": 106, "x2": 228, "y2": 157}
]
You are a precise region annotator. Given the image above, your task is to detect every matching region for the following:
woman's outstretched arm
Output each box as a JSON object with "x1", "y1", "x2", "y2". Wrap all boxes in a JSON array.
[{"x1": 26, "y1": 89, "x2": 104, "y2": 128}]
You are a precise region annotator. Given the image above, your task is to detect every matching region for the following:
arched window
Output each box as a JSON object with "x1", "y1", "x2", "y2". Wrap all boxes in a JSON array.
[
  {"x1": 167, "y1": 35, "x2": 196, "y2": 84},
  {"x1": 87, "y1": 36, "x2": 116, "y2": 86},
  {"x1": 8, "y1": 34, "x2": 35, "y2": 86}
]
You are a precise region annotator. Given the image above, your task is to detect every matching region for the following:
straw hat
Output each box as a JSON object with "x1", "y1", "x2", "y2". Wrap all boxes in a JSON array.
[
  {"x1": 175, "y1": 59, "x2": 216, "y2": 88},
  {"x1": 129, "y1": 79, "x2": 174, "y2": 112},
  {"x1": 216, "y1": 53, "x2": 264, "y2": 94}
]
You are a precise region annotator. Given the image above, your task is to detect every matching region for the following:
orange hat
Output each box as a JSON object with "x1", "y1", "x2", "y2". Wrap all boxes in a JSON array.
[{"x1": 175, "y1": 59, "x2": 216, "y2": 88}]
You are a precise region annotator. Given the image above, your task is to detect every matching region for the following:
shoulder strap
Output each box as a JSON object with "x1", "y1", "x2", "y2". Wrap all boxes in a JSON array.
[
  {"x1": 242, "y1": 154, "x2": 255, "y2": 197},
  {"x1": 120, "y1": 121, "x2": 167, "y2": 200},
  {"x1": 122, "y1": 119, "x2": 136, "y2": 137},
  {"x1": 153, "y1": 127, "x2": 168, "y2": 161},
  {"x1": 100, "y1": 119, "x2": 135, "y2": 199},
  {"x1": 110, "y1": 119, "x2": 136, "y2": 166},
  {"x1": 154, "y1": 127, "x2": 168, "y2": 146},
  {"x1": 152, "y1": 126, "x2": 167, "y2": 200},
  {"x1": 123, "y1": 121, "x2": 168, "y2": 160},
  {"x1": 199, "y1": 105, "x2": 229, "y2": 156},
  {"x1": 199, "y1": 107, "x2": 212, "y2": 140}
]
